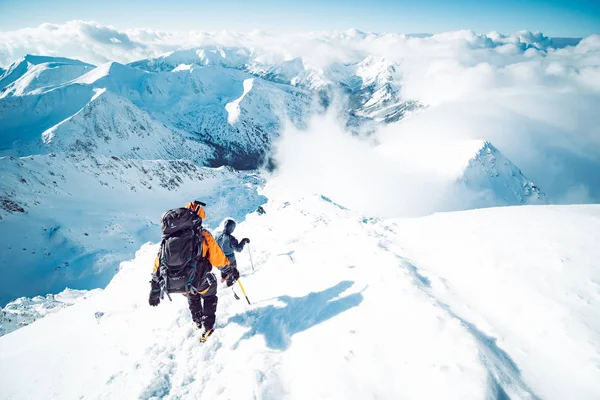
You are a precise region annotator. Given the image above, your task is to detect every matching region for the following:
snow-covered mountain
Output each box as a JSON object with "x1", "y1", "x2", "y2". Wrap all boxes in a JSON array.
[
  {"x1": 128, "y1": 47, "x2": 252, "y2": 72},
  {"x1": 40, "y1": 88, "x2": 215, "y2": 163},
  {"x1": 130, "y1": 48, "x2": 424, "y2": 129},
  {"x1": 1, "y1": 193, "x2": 598, "y2": 399},
  {"x1": 0, "y1": 55, "x2": 313, "y2": 168},
  {"x1": 459, "y1": 141, "x2": 547, "y2": 207}
]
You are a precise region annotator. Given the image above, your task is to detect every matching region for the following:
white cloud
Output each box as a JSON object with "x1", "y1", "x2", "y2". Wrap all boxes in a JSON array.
[
  {"x1": 264, "y1": 29, "x2": 600, "y2": 215},
  {"x1": 0, "y1": 21, "x2": 587, "y2": 68},
  {"x1": 268, "y1": 113, "x2": 461, "y2": 217}
]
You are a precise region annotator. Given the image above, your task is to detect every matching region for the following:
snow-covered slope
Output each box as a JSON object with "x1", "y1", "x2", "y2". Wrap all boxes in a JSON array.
[
  {"x1": 347, "y1": 56, "x2": 423, "y2": 123},
  {"x1": 0, "y1": 153, "x2": 266, "y2": 305},
  {"x1": 392, "y1": 205, "x2": 600, "y2": 400},
  {"x1": 1, "y1": 195, "x2": 598, "y2": 399},
  {"x1": 40, "y1": 89, "x2": 214, "y2": 163},
  {"x1": 0, "y1": 83, "x2": 98, "y2": 154},
  {"x1": 0, "y1": 55, "x2": 94, "y2": 96}
]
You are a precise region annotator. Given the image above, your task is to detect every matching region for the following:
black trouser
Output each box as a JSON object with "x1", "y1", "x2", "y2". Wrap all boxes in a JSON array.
[{"x1": 188, "y1": 272, "x2": 218, "y2": 330}]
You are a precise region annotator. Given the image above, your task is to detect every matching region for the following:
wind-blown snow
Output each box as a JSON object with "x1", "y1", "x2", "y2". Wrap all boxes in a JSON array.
[{"x1": 1, "y1": 193, "x2": 598, "y2": 399}]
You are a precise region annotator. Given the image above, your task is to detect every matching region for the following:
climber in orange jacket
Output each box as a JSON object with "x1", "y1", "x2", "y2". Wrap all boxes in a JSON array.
[{"x1": 149, "y1": 201, "x2": 230, "y2": 341}]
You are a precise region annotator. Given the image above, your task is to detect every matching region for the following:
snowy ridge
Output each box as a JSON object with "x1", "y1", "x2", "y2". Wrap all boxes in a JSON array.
[
  {"x1": 73, "y1": 60, "x2": 149, "y2": 87},
  {"x1": 0, "y1": 49, "x2": 422, "y2": 169},
  {"x1": 1, "y1": 195, "x2": 598, "y2": 399},
  {"x1": 0, "y1": 56, "x2": 94, "y2": 98},
  {"x1": 0, "y1": 55, "x2": 94, "y2": 95}
]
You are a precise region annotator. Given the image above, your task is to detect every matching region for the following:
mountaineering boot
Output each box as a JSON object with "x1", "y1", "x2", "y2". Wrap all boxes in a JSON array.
[{"x1": 200, "y1": 328, "x2": 214, "y2": 343}]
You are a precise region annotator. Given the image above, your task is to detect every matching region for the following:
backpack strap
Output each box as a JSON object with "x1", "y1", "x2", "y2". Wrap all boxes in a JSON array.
[
  {"x1": 157, "y1": 238, "x2": 173, "y2": 301},
  {"x1": 184, "y1": 228, "x2": 205, "y2": 297}
]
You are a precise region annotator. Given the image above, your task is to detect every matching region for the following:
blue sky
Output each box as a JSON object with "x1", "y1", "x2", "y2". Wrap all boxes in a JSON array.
[{"x1": 0, "y1": 0, "x2": 598, "y2": 36}]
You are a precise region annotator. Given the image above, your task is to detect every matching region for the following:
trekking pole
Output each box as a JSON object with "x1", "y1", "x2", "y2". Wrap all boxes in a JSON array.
[
  {"x1": 237, "y1": 278, "x2": 251, "y2": 305},
  {"x1": 248, "y1": 244, "x2": 255, "y2": 271}
]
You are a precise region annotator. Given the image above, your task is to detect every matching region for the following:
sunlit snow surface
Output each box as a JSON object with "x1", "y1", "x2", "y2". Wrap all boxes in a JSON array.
[{"x1": 1, "y1": 190, "x2": 598, "y2": 399}]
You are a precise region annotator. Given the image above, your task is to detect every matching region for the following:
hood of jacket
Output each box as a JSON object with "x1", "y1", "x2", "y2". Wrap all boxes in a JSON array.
[{"x1": 224, "y1": 219, "x2": 236, "y2": 235}]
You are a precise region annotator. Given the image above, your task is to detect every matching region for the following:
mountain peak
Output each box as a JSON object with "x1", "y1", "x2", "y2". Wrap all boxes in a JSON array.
[{"x1": 461, "y1": 140, "x2": 548, "y2": 206}]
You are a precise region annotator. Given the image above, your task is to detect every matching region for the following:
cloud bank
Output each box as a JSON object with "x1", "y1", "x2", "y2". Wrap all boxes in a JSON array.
[{"x1": 0, "y1": 20, "x2": 588, "y2": 68}]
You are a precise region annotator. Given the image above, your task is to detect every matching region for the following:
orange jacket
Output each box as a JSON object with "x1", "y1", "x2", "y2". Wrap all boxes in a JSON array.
[{"x1": 153, "y1": 229, "x2": 229, "y2": 272}]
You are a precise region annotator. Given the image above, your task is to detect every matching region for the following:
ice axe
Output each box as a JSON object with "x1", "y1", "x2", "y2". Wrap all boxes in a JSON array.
[{"x1": 237, "y1": 278, "x2": 251, "y2": 305}]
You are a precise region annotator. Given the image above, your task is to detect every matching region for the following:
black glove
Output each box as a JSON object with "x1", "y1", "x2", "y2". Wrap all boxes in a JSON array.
[
  {"x1": 241, "y1": 238, "x2": 250, "y2": 245},
  {"x1": 149, "y1": 283, "x2": 161, "y2": 306},
  {"x1": 221, "y1": 267, "x2": 240, "y2": 287},
  {"x1": 149, "y1": 293, "x2": 160, "y2": 306}
]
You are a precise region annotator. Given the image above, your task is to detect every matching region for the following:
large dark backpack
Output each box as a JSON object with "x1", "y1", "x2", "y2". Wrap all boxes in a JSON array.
[{"x1": 158, "y1": 207, "x2": 204, "y2": 297}]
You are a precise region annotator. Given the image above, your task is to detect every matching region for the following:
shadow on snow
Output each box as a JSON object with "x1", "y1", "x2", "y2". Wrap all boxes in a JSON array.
[{"x1": 228, "y1": 280, "x2": 363, "y2": 350}]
